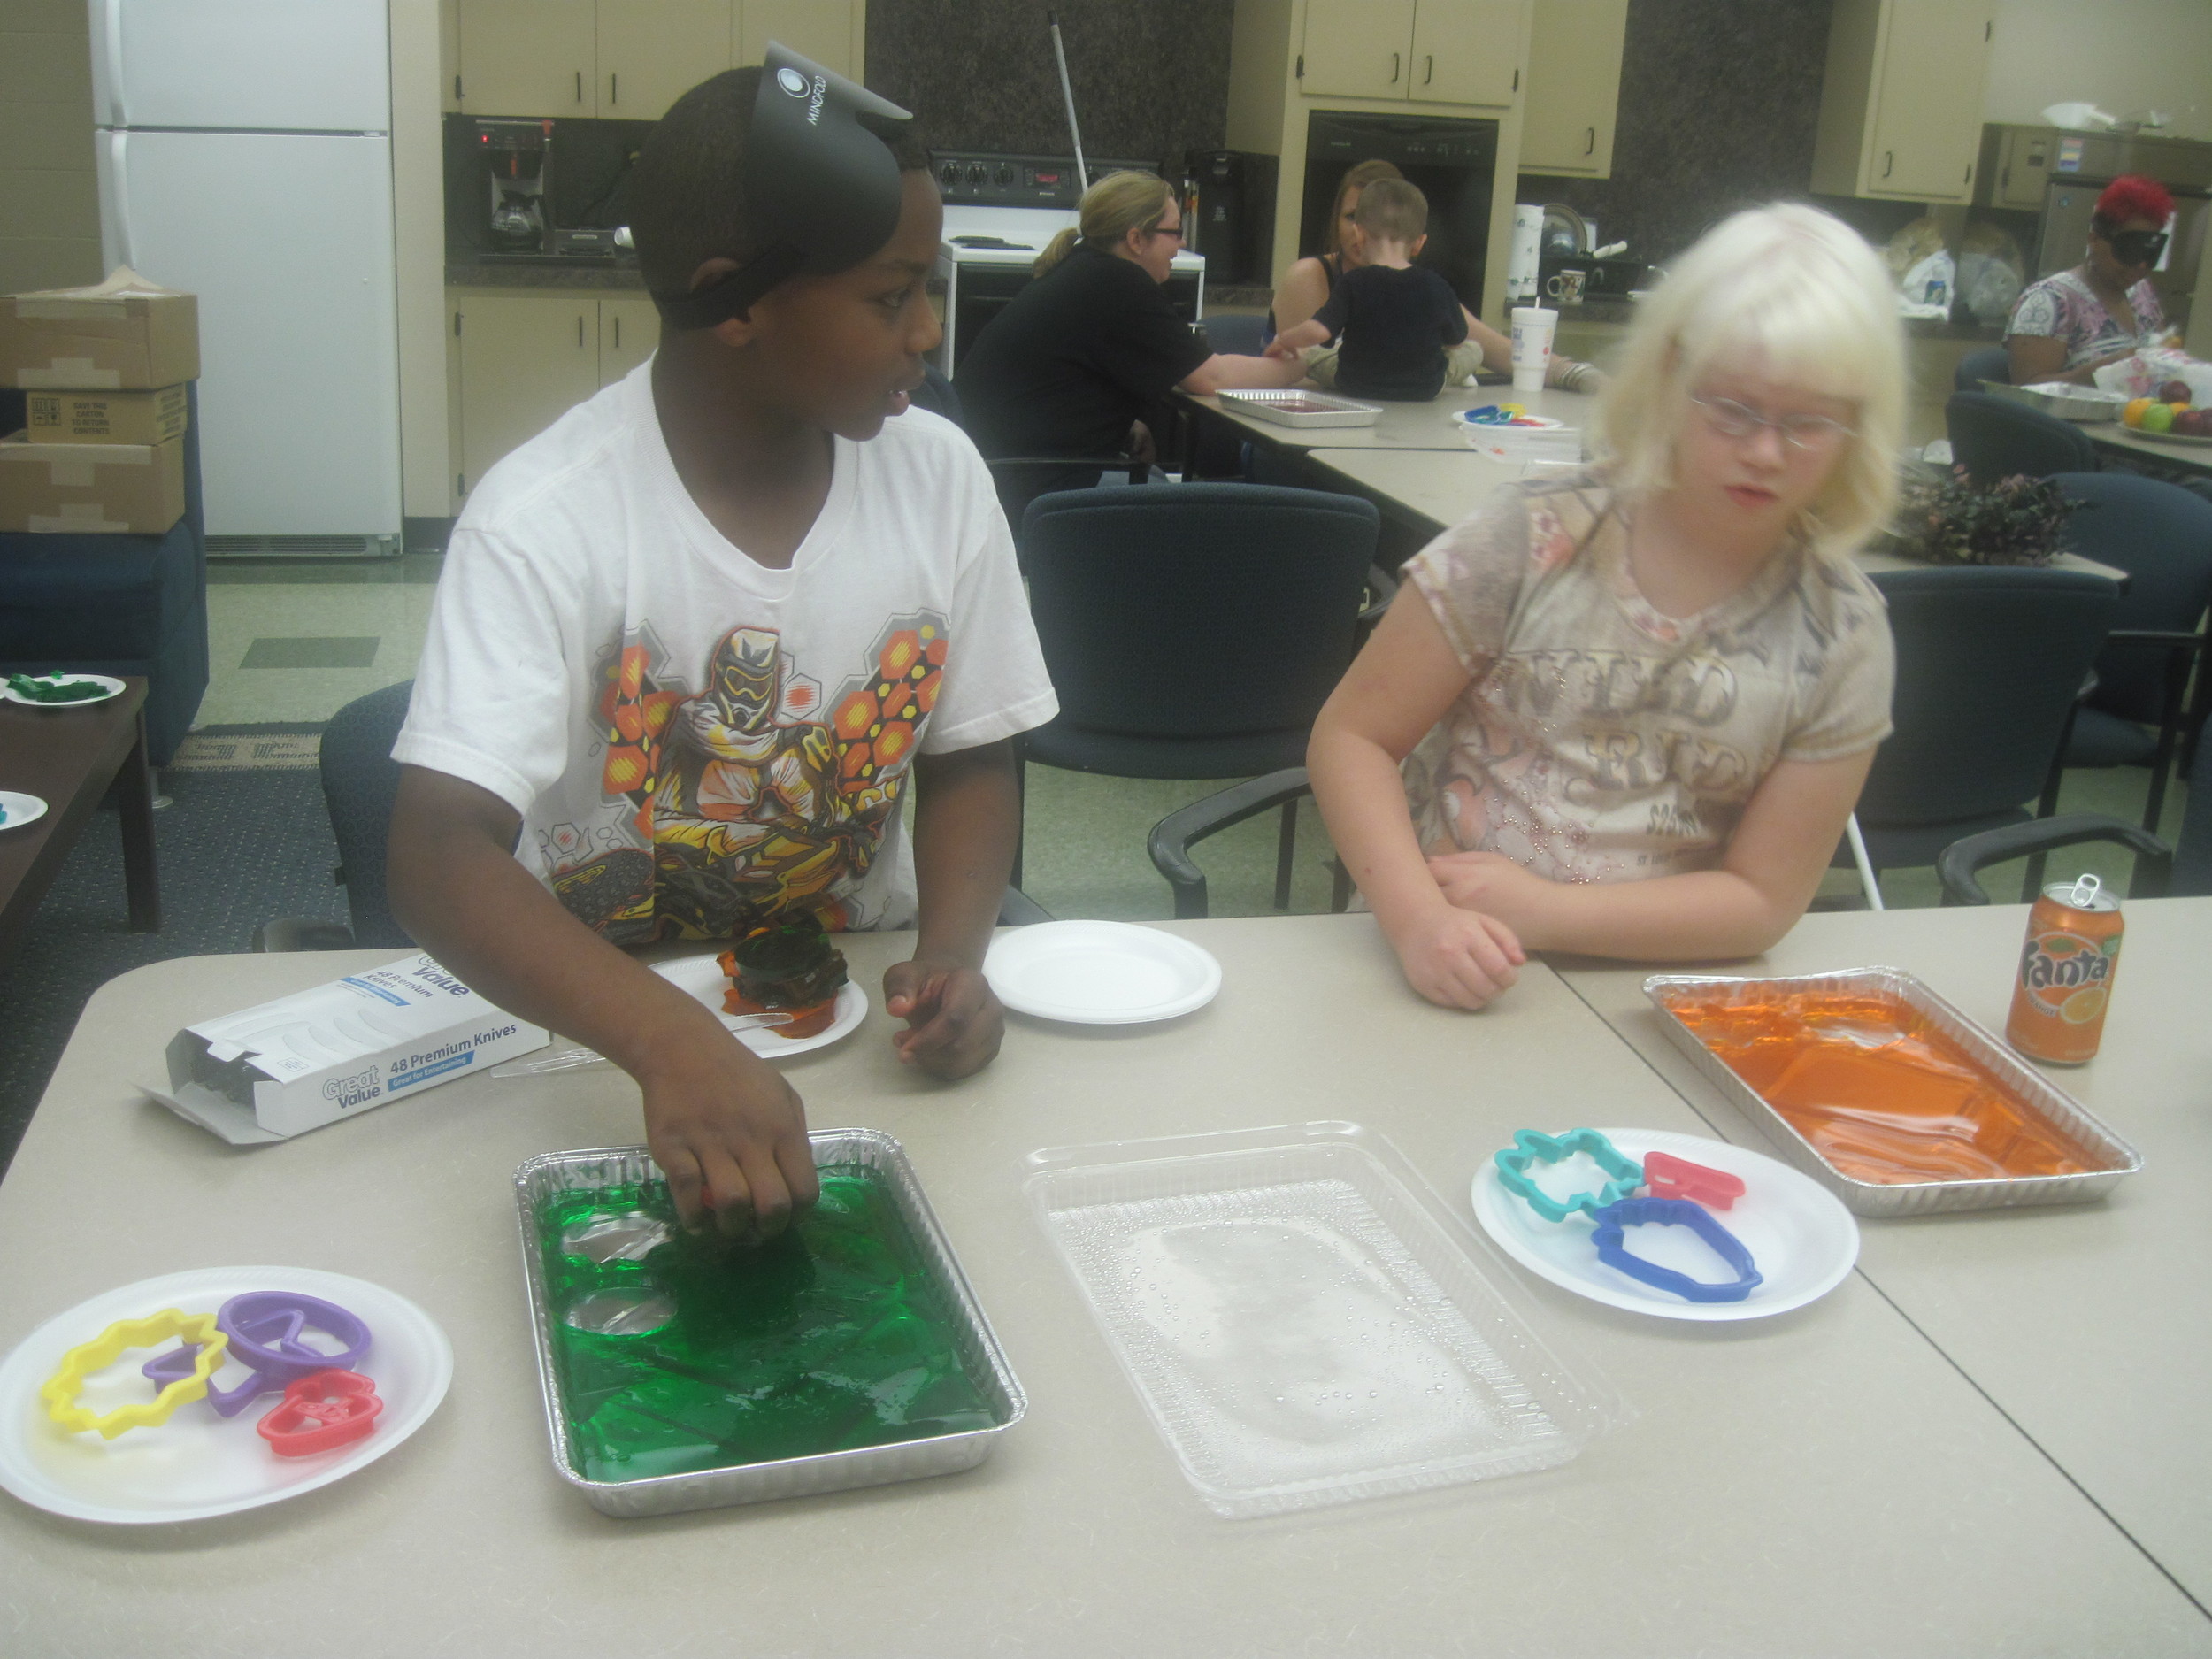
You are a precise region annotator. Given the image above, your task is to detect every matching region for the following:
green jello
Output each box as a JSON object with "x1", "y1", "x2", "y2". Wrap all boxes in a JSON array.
[{"x1": 535, "y1": 1164, "x2": 995, "y2": 1483}]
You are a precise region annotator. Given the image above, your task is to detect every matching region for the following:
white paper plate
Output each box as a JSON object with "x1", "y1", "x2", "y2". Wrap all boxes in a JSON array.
[
  {"x1": 652, "y1": 955, "x2": 868, "y2": 1057},
  {"x1": 984, "y1": 921, "x2": 1222, "y2": 1025},
  {"x1": 2, "y1": 673, "x2": 126, "y2": 708},
  {"x1": 0, "y1": 1266, "x2": 453, "y2": 1525},
  {"x1": 0, "y1": 792, "x2": 49, "y2": 832},
  {"x1": 1471, "y1": 1128, "x2": 1859, "y2": 1323},
  {"x1": 1453, "y1": 409, "x2": 1564, "y2": 431}
]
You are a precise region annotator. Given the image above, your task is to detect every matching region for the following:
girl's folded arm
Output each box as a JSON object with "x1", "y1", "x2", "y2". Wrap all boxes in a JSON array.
[{"x1": 1462, "y1": 749, "x2": 1875, "y2": 960}]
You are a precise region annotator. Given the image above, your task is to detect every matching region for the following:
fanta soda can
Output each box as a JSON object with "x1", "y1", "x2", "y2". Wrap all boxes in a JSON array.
[{"x1": 2006, "y1": 874, "x2": 2124, "y2": 1064}]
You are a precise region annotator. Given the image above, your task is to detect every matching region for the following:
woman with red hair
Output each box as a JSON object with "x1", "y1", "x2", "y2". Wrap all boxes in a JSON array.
[{"x1": 2006, "y1": 173, "x2": 2178, "y2": 385}]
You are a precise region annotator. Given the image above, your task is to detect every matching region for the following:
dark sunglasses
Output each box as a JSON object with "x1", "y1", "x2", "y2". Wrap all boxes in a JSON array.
[{"x1": 2108, "y1": 229, "x2": 2169, "y2": 265}]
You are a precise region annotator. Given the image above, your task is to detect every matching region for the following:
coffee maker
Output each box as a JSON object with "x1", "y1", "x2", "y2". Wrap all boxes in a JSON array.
[{"x1": 478, "y1": 119, "x2": 552, "y2": 254}]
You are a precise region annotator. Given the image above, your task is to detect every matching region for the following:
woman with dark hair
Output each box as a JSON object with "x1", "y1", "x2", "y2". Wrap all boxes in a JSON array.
[
  {"x1": 2006, "y1": 173, "x2": 2179, "y2": 385},
  {"x1": 1271, "y1": 158, "x2": 1599, "y2": 391}
]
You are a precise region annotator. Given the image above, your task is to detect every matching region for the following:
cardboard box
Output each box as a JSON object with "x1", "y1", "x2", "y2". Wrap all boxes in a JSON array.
[
  {"x1": 0, "y1": 266, "x2": 199, "y2": 390},
  {"x1": 0, "y1": 433, "x2": 186, "y2": 534},
  {"x1": 26, "y1": 383, "x2": 188, "y2": 445},
  {"x1": 144, "y1": 954, "x2": 550, "y2": 1145}
]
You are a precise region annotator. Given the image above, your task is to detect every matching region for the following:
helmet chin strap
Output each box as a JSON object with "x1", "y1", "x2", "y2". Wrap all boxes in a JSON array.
[{"x1": 654, "y1": 243, "x2": 806, "y2": 331}]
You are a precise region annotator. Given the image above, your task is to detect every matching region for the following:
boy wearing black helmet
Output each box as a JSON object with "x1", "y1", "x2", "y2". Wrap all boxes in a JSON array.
[{"x1": 388, "y1": 54, "x2": 1055, "y2": 1241}]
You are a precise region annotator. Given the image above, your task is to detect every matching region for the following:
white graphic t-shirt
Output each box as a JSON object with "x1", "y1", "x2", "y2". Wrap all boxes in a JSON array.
[
  {"x1": 396, "y1": 364, "x2": 1057, "y2": 943},
  {"x1": 1402, "y1": 470, "x2": 1894, "y2": 882}
]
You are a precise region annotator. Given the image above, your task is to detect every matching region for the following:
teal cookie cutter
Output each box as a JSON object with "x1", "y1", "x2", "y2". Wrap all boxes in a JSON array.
[{"x1": 1494, "y1": 1128, "x2": 1644, "y2": 1223}]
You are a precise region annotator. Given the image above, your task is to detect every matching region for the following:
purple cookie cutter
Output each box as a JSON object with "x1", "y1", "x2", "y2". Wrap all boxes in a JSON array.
[{"x1": 142, "y1": 1292, "x2": 373, "y2": 1418}]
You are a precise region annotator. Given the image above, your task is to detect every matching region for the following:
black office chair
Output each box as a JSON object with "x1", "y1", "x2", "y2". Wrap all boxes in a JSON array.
[
  {"x1": 1946, "y1": 390, "x2": 2096, "y2": 486},
  {"x1": 1953, "y1": 345, "x2": 2012, "y2": 392},
  {"x1": 910, "y1": 360, "x2": 964, "y2": 426},
  {"x1": 1016, "y1": 483, "x2": 1386, "y2": 909},
  {"x1": 257, "y1": 680, "x2": 1050, "y2": 949},
  {"x1": 1147, "y1": 766, "x2": 1357, "y2": 918},
  {"x1": 1842, "y1": 566, "x2": 2119, "y2": 901},
  {"x1": 2037, "y1": 472, "x2": 2212, "y2": 831}
]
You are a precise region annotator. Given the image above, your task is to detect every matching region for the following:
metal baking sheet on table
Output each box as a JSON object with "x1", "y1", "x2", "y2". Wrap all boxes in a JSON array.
[
  {"x1": 1641, "y1": 968, "x2": 2143, "y2": 1217},
  {"x1": 1217, "y1": 388, "x2": 1382, "y2": 428},
  {"x1": 1982, "y1": 380, "x2": 2126, "y2": 423},
  {"x1": 513, "y1": 1130, "x2": 1025, "y2": 1517}
]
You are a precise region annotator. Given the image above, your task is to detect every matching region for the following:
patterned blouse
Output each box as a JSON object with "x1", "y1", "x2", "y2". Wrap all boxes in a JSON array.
[{"x1": 2006, "y1": 269, "x2": 2167, "y2": 371}]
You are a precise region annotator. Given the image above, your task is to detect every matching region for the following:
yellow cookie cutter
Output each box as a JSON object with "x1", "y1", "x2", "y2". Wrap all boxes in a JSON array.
[{"x1": 40, "y1": 1310, "x2": 229, "y2": 1440}]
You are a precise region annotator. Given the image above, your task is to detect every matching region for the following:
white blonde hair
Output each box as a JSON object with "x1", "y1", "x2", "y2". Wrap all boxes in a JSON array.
[{"x1": 1592, "y1": 202, "x2": 1907, "y2": 564}]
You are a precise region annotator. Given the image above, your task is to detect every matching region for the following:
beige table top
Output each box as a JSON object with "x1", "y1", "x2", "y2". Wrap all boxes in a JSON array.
[
  {"x1": 1555, "y1": 896, "x2": 2212, "y2": 1613},
  {"x1": 1306, "y1": 446, "x2": 2131, "y2": 583},
  {"x1": 1182, "y1": 382, "x2": 1598, "y2": 451},
  {"x1": 3, "y1": 918, "x2": 2207, "y2": 1655},
  {"x1": 2089, "y1": 421, "x2": 2212, "y2": 475}
]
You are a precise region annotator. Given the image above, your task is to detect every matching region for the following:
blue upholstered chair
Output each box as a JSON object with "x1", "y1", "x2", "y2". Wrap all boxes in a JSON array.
[{"x1": 0, "y1": 384, "x2": 209, "y2": 766}]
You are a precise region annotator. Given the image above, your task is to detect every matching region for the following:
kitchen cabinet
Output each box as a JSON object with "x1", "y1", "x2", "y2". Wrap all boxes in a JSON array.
[
  {"x1": 1518, "y1": 0, "x2": 1625, "y2": 177},
  {"x1": 1811, "y1": 0, "x2": 1993, "y2": 204},
  {"x1": 454, "y1": 0, "x2": 597, "y2": 117},
  {"x1": 740, "y1": 0, "x2": 863, "y2": 76},
  {"x1": 1410, "y1": 0, "x2": 1522, "y2": 108},
  {"x1": 1297, "y1": 0, "x2": 1519, "y2": 108},
  {"x1": 1297, "y1": 0, "x2": 1416, "y2": 99},
  {"x1": 598, "y1": 1, "x2": 733, "y2": 121},
  {"x1": 598, "y1": 296, "x2": 661, "y2": 386},
  {"x1": 449, "y1": 1, "x2": 862, "y2": 119},
  {"x1": 450, "y1": 291, "x2": 598, "y2": 498}
]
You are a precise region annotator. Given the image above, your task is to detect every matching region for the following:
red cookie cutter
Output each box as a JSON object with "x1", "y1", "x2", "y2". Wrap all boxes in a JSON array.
[
  {"x1": 1640, "y1": 1151, "x2": 1746, "y2": 1211},
  {"x1": 256, "y1": 1370, "x2": 383, "y2": 1457}
]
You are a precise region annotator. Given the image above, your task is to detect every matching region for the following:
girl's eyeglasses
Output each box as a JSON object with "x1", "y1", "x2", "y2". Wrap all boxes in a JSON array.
[{"x1": 1690, "y1": 394, "x2": 1855, "y2": 452}]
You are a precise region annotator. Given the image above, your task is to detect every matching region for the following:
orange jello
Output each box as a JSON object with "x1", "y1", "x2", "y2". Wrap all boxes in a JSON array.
[{"x1": 1672, "y1": 990, "x2": 2092, "y2": 1185}]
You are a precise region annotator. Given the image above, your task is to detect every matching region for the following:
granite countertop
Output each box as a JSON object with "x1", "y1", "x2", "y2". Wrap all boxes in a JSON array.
[{"x1": 446, "y1": 260, "x2": 649, "y2": 291}]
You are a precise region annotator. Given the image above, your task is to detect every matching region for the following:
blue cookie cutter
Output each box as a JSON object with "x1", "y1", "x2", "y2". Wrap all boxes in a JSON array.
[
  {"x1": 1494, "y1": 1128, "x2": 1644, "y2": 1223},
  {"x1": 1589, "y1": 1196, "x2": 1764, "y2": 1303}
]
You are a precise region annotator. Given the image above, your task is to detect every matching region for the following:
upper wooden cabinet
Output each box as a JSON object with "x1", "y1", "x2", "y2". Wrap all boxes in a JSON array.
[
  {"x1": 449, "y1": 0, "x2": 864, "y2": 119},
  {"x1": 599, "y1": 0, "x2": 733, "y2": 120},
  {"x1": 1298, "y1": 0, "x2": 1522, "y2": 109},
  {"x1": 456, "y1": 0, "x2": 597, "y2": 118},
  {"x1": 741, "y1": 0, "x2": 861, "y2": 76},
  {"x1": 1518, "y1": 0, "x2": 1626, "y2": 177},
  {"x1": 1811, "y1": 0, "x2": 1994, "y2": 204}
]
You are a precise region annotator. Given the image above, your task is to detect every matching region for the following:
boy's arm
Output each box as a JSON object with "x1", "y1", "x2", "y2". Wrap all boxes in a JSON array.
[
  {"x1": 1308, "y1": 591, "x2": 1526, "y2": 1010},
  {"x1": 387, "y1": 764, "x2": 818, "y2": 1237},
  {"x1": 886, "y1": 738, "x2": 1019, "y2": 1077},
  {"x1": 1425, "y1": 749, "x2": 1874, "y2": 960},
  {"x1": 1266, "y1": 319, "x2": 1331, "y2": 358}
]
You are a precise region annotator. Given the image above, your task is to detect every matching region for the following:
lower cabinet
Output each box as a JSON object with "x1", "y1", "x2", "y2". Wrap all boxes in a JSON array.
[{"x1": 449, "y1": 290, "x2": 661, "y2": 502}]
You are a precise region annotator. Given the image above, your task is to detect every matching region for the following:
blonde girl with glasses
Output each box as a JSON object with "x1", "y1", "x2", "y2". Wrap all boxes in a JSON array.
[{"x1": 1308, "y1": 202, "x2": 1906, "y2": 1010}]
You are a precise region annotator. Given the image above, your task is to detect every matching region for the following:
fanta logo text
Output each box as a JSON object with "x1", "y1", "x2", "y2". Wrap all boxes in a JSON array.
[{"x1": 2022, "y1": 932, "x2": 2115, "y2": 1004}]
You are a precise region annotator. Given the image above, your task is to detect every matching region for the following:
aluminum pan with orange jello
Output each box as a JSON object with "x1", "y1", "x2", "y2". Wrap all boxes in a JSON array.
[{"x1": 1640, "y1": 967, "x2": 2141, "y2": 1217}]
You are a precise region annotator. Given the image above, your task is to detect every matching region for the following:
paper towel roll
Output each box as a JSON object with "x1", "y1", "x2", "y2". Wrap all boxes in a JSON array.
[{"x1": 1507, "y1": 205, "x2": 1544, "y2": 304}]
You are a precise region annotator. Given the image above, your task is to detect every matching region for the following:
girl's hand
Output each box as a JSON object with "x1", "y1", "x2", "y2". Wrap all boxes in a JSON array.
[
  {"x1": 1386, "y1": 902, "x2": 1525, "y2": 1010},
  {"x1": 1427, "y1": 849, "x2": 1553, "y2": 931}
]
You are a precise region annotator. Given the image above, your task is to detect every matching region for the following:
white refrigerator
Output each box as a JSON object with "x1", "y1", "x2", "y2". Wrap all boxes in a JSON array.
[{"x1": 91, "y1": 0, "x2": 403, "y2": 555}]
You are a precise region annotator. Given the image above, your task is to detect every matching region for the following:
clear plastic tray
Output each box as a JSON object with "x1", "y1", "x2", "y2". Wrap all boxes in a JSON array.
[{"x1": 1024, "y1": 1121, "x2": 1623, "y2": 1518}]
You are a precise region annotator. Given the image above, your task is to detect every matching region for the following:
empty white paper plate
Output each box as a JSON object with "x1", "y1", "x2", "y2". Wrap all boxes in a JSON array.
[
  {"x1": 985, "y1": 921, "x2": 1222, "y2": 1025},
  {"x1": 1471, "y1": 1127, "x2": 1859, "y2": 1323}
]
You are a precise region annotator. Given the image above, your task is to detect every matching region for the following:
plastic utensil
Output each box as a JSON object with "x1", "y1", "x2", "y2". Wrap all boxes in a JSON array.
[
  {"x1": 491, "y1": 1010, "x2": 795, "y2": 1077},
  {"x1": 1640, "y1": 1149, "x2": 1746, "y2": 1211},
  {"x1": 257, "y1": 1370, "x2": 384, "y2": 1457},
  {"x1": 1589, "y1": 1197, "x2": 1763, "y2": 1303},
  {"x1": 142, "y1": 1291, "x2": 373, "y2": 1417},
  {"x1": 42, "y1": 1310, "x2": 228, "y2": 1440},
  {"x1": 1493, "y1": 1128, "x2": 1644, "y2": 1223}
]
